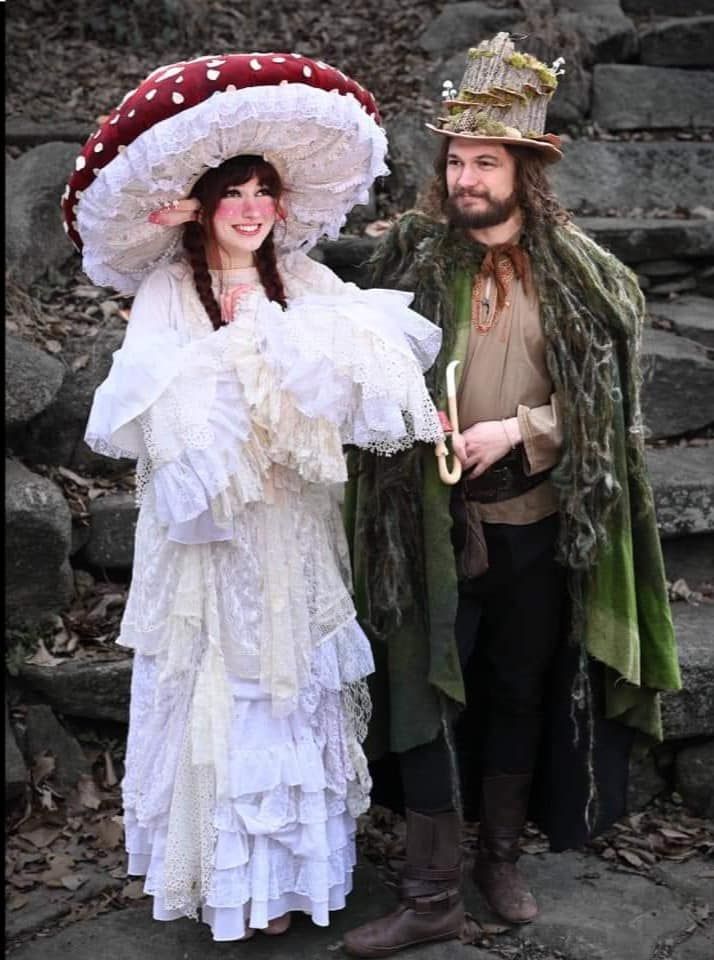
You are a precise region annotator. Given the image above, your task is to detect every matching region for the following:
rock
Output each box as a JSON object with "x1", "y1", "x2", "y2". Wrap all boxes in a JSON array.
[
  {"x1": 418, "y1": 3, "x2": 521, "y2": 58},
  {"x1": 23, "y1": 704, "x2": 90, "y2": 789},
  {"x1": 383, "y1": 111, "x2": 437, "y2": 209},
  {"x1": 552, "y1": 142, "x2": 714, "y2": 215},
  {"x1": 661, "y1": 600, "x2": 714, "y2": 739},
  {"x1": 83, "y1": 493, "x2": 138, "y2": 570},
  {"x1": 640, "y1": 16, "x2": 714, "y2": 68},
  {"x1": 547, "y1": 64, "x2": 592, "y2": 129},
  {"x1": 637, "y1": 260, "x2": 694, "y2": 278},
  {"x1": 5, "y1": 118, "x2": 91, "y2": 147},
  {"x1": 5, "y1": 702, "x2": 27, "y2": 806},
  {"x1": 556, "y1": 7, "x2": 639, "y2": 64},
  {"x1": 5, "y1": 458, "x2": 73, "y2": 628},
  {"x1": 697, "y1": 265, "x2": 714, "y2": 298},
  {"x1": 640, "y1": 328, "x2": 714, "y2": 439},
  {"x1": 648, "y1": 276, "x2": 698, "y2": 296},
  {"x1": 592, "y1": 65, "x2": 714, "y2": 131},
  {"x1": 18, "y1": 656, "x2": 132, "y2": 723},
  {"x1": 5, "y1": 142, "x2": 81, "y2": 287},
  {"x1": 5, "y1": 335, "x2": 65, "y2": 428},
  {"x1": 576, "y1": 217, "x2": 714, "y2": 265},
  {"x1": 22, "y1": 322, "x2": 133, "y2": 475},
  {"x1": 318, "y1": 236, "x2": 378, "y2": 287},
  {"x1": 662, "y1": 533, "x2": 714, "y2": 592},
  {"x1": 627, "y1": 748, "x2": 668, "y2": 812},
  {"x1": 648, "y1": 296, "x2": 714, "y2": 348},
  {"x1": 675, "y1": 740, "x2": 714, "y2": 817},
  {"x1": 6, "y1": 869, "x2": 123, "y2": 941},
  {"x1": 623, "y1": 0, "x2": 714, "y2": 14},
  {"x1": 646, "y1": 443, "x2": 714, "y2": 538}
]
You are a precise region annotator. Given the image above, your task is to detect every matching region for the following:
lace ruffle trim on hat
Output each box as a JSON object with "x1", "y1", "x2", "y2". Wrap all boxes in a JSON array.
[{"x1": 76, "y1": 84, "x2": 389, "y2": 294}]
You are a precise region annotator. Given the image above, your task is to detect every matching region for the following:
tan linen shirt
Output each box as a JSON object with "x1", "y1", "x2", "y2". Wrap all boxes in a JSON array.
[{"x1": 456, "y1": 268, "x2": 562, "y2": 524}]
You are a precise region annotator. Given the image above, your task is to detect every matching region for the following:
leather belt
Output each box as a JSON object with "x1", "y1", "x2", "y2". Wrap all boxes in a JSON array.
[{"x1": 461, "y1": 449, "x2": 550, "y2": 504}]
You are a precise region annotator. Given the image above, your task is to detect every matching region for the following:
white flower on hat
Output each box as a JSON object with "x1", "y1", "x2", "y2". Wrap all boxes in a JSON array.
[
  {"x1": 551, "y1": 56, "x2": 566, "y2": 77},
  {"x1": 441, "y1": 80, "x2": 455, "y2": 100}
]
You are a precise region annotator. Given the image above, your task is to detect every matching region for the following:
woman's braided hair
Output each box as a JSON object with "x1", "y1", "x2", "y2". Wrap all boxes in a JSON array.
[{"x1": 182, "y1": 155, "x2": 288, "y2": 329}]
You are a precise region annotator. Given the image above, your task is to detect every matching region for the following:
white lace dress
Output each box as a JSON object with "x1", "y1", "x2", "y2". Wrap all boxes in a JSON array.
[{"x1": 84, "y1": 250, "x2": 443, "y2": 940}]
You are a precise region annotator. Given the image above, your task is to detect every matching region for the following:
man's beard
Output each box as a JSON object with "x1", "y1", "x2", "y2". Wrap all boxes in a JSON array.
[{"x1": 445, "y1": 188, "x2": 519, "y2": 229}]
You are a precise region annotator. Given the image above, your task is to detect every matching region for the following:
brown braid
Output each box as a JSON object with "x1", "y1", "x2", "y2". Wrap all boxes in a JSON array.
[
  {"x1": 254, "y1": 230, "x2": 287, "y2": 309},
  {"x1": 182, "y1": 221, "x2": 222, "y2": 330}
]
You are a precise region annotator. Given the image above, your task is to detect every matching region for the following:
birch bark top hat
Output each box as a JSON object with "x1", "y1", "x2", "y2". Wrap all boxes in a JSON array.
[
  {"x1": 61, "y1": 52, "x2": 387, "y2": 294},
  {"x1": 426, "y1": 32, "x2": 564, "y2": 163}
]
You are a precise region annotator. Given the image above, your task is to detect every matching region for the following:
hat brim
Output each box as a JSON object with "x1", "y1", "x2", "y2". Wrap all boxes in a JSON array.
[
  {"x1": 71, "y1": 83, "x2": 387, "y2": 295},
  {"x1": 425, "y1": 123, "x2": 563, "y2": 164}
]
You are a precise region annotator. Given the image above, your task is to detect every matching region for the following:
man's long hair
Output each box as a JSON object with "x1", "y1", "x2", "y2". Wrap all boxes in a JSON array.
[{"x1": 418, "y1": 138, "x2": 570, "y2": 232}]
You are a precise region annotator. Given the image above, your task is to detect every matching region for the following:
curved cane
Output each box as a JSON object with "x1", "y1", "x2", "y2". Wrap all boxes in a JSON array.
[{"x1": 435, "y1": 360, "x2": 462, "y2": 485}]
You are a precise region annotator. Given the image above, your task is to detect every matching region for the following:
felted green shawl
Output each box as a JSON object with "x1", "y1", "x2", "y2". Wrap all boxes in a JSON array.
[{"x1": 344, "y1": 212, "x2": 681, "y2": 759}]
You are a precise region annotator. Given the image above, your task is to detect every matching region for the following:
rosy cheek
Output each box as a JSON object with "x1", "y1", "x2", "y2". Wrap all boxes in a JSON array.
[{"x1": 214, "y1": 197, "x2": 277, "y2": 220}]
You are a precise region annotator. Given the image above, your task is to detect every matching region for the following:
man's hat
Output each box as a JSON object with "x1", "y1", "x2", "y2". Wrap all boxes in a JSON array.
[{"x1": 426, "y1": 32, "x2": 564, "y2": 164}]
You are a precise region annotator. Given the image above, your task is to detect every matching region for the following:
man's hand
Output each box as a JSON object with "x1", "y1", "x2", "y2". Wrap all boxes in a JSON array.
[{"x1": 452, "y1": 418, "x2": 522, "y2": 477}]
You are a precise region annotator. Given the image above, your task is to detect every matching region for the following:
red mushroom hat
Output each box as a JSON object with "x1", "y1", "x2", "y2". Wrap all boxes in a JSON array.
[{"x1": 62, "y1": 52, "x2": 387, "y2": 294}]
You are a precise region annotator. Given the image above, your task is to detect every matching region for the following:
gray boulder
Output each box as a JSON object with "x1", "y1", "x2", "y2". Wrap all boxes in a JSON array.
[
  {"x1": 648, "y1": 296, "x2": 714, "y2": 349},
  {"x1": 662, "y1": 533, "x2": 714, "y2": 592},
  {"x1": 661, "y1": 600, "x2": 714, "y2": 739},
  {"x1": 675, "y1": 740, "x2": 714, "y2": 818},
  {"x1": 555, "y1": 7, "x2": 638, "y2": 64},
  {"x1": 319, "y1": 236, "x2": 378, "y2": 287},
  {"x1": 592, "y1": 65, "x2": 714, "y2": 131},
  {"x1": 640, "y1": 16, "x2": 714, "y2": 68},
  {"x1": 5, "y1": 702, "x2": 27, "y2": 806},
  {"x1": 577, "y1": 218, "x2": 714, "y2": 265},
  {"x1": 23, "y1": 703, "x2": 90, "y2": 790},
  {"x1": 5, "y1": 142, "x2": 81, "y2": 287},
  {"x1": 646, "y1": 443, "x2": 714, "y2": 538},
  {"x1": 83, "y1": 492, "x2": 139, "y2": 570},
  {"x1": 553, "y1": 141, "x2": 714, "y2": 215},
  {"x1": 384, "y1": 111, "x2": 437, "y2": 209},
  {"x1": 5, "y1": 335, "x2": 65, "y2": 428},
  {"x1": 18, "y1": 656, "x2": 132, "y2": 723},
  {"x1": 627, "y1": 748, "x2": 668, "y2": 812},
  {"x1": 623, "y1": 0, "x2": 714, "y2": 13},
  {"x1": 418, "y1": 3, "x2": 521, "y2": 58},
  {"x1": 5, "y1": 458, "x2": 73, "y2": 628},
  {"x1": 640, "y1": 328, "x2": 714, "y2": 439},
  {"x1": 23, "y1": 322, "x2": 132, "y2": 474}
]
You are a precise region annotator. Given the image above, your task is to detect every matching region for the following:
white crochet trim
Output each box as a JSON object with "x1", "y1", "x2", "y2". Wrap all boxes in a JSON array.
[{"x1": 76, "y1": 84, "x2": 389, "y2": 294}]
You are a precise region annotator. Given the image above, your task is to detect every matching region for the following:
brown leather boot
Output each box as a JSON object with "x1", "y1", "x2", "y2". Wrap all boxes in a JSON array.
[
  {"x1": 342, "y1": 809, "x2": 464, "y2": 958},
  {"x1": 473, "y1": 772, "x2": 538, "y2": 925}
]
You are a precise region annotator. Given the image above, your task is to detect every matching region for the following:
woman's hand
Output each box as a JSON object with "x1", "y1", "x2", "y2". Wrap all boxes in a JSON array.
[
  {"x1": 147, "y1": 198, "x2": 202, "y2": 226},
  {"x1": 220, "y1": 284, "x2": 256, "y2": 325}
]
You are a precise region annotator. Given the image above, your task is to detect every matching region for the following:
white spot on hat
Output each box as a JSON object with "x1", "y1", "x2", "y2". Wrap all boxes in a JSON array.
[
  {"x1": 206, "y1": 59, "x2": 225, "y2": 67},
  {"x1": 279, "y1": 80, "x2": 289, "y2": 86},
  {"x1": 291, "y1": 53, "x2": 302, "y2": 58},
  {"x1": 157, "y1": 66, "x2": 183, "y2": 82},
  {"x1": 272, "y1": 57, "x2": 286, "y2": 63},
  {"x1": 62, "y1": 221, "x2": 69, "y2": 233},
  {"x1": 109, "y1": 115, "x2": 119, "y2": 125},
  {"x1": 207, "y1": 68, "x2": 221, "y2": 80},
  {"x1": 302, "y1": 65, "x2": 312, "y2": 78},
  {"x1": 172, "y1": 92, "x2": 184, "y2": 105},
  {"x1": 75, "y1": 155, "x2": 86, "y2": 171},
  {"x1": 225, "y1": 84, "x2": 237, "y2": 93},
  {"x1": 175, "y1": 76, "x2": 184, "y2": 83},
  {"x1": 316, "y1": 61, "x2": 328, "y2": 69},
  {"x1": 62, "y1": 185, "x2": 70, "y2": 199},
  {"x1": 145, "y1": 89, "x2": 157, "y2": 100},
  {"x1": 128, "y1": 109, "x2": 136, "y2": 118},
  {"x1": 117, "y1": 145, "x2": 127, "y2": 153},
  {"x1": 248, "y1": 59, "x2": 262, "y2": 71},
  {"x1": 93, "y1": 142, "x2": 104, "y2": 153}
]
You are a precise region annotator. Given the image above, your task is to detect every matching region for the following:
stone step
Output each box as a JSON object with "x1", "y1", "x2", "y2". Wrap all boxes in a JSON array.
[
  {"x1": 640, "y1": 327, "x2": 714, "y2": 438},
  {"x1": 5, "y1": 118, "x2": 87, "y2": 147},
  {"x1": 640, "y1": 15, "x2": 714, "y2": 67},
  {"x1": 661, "y1": 599, "x2": 714, "y2": 739},
  {"x1": 648, "y1": 295, "x2": 714, "y2": 348},
  {"x1": 623, "y1": 0, "x2": 714, "y2": 14},
  {"x1": 552, "y1": 141, "x2": 714, "y2": 214},
  {"x1": 418, "y1": 2, "x2": 521, "y2": 58},
  {"x1": 592, "y1": 64, "x2": 714, "y2": 130},
  {"x1": 83, "y1": 492, "x2": 138, "y2": 570},
  {"x1": 646, "y1": 442, "x2": 714, "y2": 537},
  {"x1": 662, "y1": 533, "x2": 714, "y2": 591},
  {"x1": 18, "y1": 655, "x2": 131, "y2": 724}
]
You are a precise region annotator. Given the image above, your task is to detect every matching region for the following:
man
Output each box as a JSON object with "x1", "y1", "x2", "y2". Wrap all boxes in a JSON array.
[{"x1": 343, "y1": 32, "x2": 680, "y2": 958}]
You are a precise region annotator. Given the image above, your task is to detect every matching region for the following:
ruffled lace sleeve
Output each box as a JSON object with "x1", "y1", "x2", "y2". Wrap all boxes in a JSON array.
[
  {"x1": 84, "y1": 265, "x2": 268, "y2": 539},
  {"x1": 258, "y1": 286, "x2": 444, "y2": 455}
]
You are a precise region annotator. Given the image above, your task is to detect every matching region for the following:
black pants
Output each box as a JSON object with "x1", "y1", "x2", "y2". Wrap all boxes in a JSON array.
[{"x1": 400, "y1": 513, "x2": 566, "y2": 814}]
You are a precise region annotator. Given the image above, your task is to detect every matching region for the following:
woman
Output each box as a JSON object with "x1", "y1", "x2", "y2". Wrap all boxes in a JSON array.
[{"x1": 66, "y1": 54, "x2": 444, "y2": 941}]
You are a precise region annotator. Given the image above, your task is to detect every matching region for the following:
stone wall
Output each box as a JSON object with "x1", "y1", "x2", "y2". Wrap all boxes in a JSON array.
[{"x1": 5, "y1": 0, "x2": 713, "y2": 819}]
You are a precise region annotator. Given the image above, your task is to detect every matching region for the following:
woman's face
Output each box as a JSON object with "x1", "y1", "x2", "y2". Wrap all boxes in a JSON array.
[{"x1": 211, "y1": 176, "x2": 278, "y2": 265}]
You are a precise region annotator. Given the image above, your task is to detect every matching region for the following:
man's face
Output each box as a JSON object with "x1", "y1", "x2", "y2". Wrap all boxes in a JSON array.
[{"x1": 444, "y1": 139, "x2": 518, "y2": 230}]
